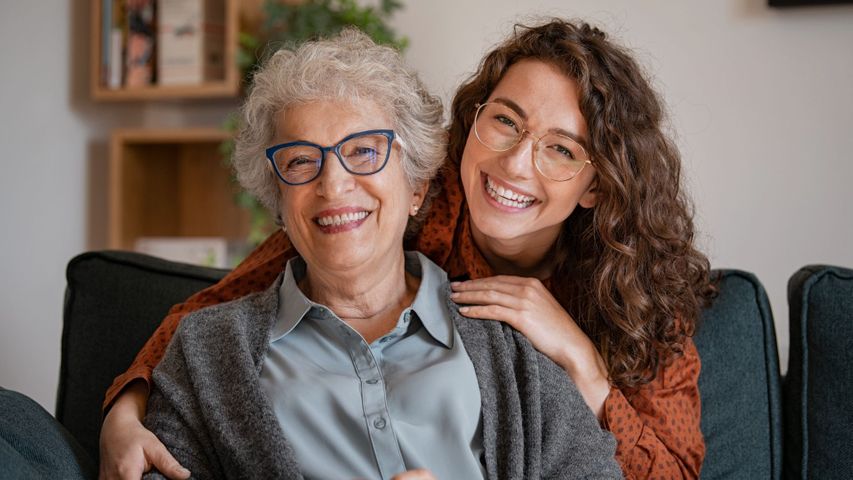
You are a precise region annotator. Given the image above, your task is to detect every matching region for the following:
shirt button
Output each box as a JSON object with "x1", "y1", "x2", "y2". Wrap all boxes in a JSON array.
[
  {"x1": 374, "y1": 417, "x2": 387, "y2": 429},
  {"x1": 366, "y1": 378, "x2": 379, "y2": 384}
]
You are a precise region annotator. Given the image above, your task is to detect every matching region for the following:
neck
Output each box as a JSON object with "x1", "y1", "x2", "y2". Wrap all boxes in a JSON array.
[
  {"x1": 299, "y1": 251, "x2": 418, "y2": 339},
  {"x1": 470, "y1": 220, "x2": 559, "y2": 279}
]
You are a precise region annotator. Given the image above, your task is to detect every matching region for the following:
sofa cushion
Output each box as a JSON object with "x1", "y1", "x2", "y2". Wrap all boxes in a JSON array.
[
  {"x1": 0, "y1": 387, "x2": 96, "y2": 479},
  {"x1": 58, "y1": 251, "x2": 227, "y2": 463},
  {"x1": 784, "y1": 265, "x2": 853, "y2": 480},
  {"x1": 694, "y1": 270, "x2": 783, "y2": 480}
]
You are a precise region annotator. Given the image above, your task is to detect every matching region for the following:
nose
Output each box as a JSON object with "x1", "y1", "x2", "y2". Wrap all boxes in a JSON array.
[
  {"x1": 314, "y1": 151, "x2": 356, "y2": 198},
  {"x1": 499, "y1": 132, "x2": 536, "y2": 180}
]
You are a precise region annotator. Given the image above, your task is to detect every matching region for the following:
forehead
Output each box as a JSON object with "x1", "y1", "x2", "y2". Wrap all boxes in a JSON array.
[
  {"x1": 488, "y1": 59, "x2": 587, "y2": 136},
  {"x1": 274, "y1": 99, "x2": 393, "y2": 143}
]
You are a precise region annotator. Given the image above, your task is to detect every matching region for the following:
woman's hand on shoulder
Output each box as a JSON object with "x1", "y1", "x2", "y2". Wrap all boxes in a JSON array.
[
  {"x1": 99, "y1": 382, "x2": 190, "y2": 480},
  {"x1": 450, "y1": 275, "x2": 611, "y2": 417}
]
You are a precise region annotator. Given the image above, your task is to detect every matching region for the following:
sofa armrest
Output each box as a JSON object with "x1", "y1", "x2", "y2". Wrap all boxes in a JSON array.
[
  {"x1": 784, "y1": 265, "x2": 853, "y2": 480},
  {"x1": 58, "y1": 251, "x2": 227, "y2": 463},
  {"x1": 695, "y1": 269, "x2": 782, "y2": 480}
]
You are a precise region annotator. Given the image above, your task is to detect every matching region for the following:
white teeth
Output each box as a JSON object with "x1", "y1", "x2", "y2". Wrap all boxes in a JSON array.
[
  {"x1": 317, "y1": 211, "x2": 369, "y2": 226},
  {"x1": 485, "y1": 176, "x2": 535, "y2": 208}
]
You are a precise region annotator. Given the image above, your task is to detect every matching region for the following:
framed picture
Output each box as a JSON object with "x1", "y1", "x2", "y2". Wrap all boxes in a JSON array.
[{"x1": 770, "y1": 0, "x2": 853, "y2": 6}]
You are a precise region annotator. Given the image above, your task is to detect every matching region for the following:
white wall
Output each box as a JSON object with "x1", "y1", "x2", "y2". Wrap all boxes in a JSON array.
[
  {"x1": 0, "y1": 0, "x2": 237, "y2": 412},
  {"x1": 1, "y1": 0, "x2": 851, "y2": 413}
]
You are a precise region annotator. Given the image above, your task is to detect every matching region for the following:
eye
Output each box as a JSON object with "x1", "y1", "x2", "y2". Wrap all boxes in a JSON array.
[
  {"x1": 352, "y1": 146, "x2": 379, "y2": 158},
  {"x1": 494, "y1": 114, "x2": 519, "y2": 131},
  {"x1": 285, "y1": 156, "x2": 318, "y2": 170},
  {"x1": 548, "y1": 143, "x2": 576, "y2": 160}
]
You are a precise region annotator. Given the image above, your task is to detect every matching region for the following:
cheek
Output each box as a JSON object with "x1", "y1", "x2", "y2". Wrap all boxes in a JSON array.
[
  {"x1": 542, "y1": 184, "x2": 589, "y2": 222},
  {"x1": 376, "y1": 161, "x2": 415, "y2": 205},
  {"x1": 277, "y1": 189, "x2": 303, "y2": 224},
  {"x1": 460, "y1": 138, "x2": 485, "y2": 191},
  {"x1": 460, "y1": 134, "x2": 480, "y2": 170}
]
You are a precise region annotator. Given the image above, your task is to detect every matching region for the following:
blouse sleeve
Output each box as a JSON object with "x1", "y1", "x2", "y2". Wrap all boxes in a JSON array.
[
  {"x1": 602, "y1": 337, "x2": 705, "y2": 479},
  {"x1": 102, "y1": 229, "x2": 295, "y2": 411}
]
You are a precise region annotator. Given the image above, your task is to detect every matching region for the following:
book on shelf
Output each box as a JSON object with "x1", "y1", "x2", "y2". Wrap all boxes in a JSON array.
[
  {"x1": 158, "y1": 0, "x2": 226, "y2": 85},
  {"x1": 104, "y1": 0, "x2": 126, "y2": 89},
  {"x1": 125, "y1": 0, "x2": 157, "y2": 87}
]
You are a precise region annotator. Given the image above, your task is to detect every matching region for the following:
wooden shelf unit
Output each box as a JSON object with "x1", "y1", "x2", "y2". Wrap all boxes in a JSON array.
[
  {"x1": 108, "y1": 128, "x2": 251, "y2": 249},
  {"x1": 90, "y1": 0, "x2": 264, "y2": 101}
]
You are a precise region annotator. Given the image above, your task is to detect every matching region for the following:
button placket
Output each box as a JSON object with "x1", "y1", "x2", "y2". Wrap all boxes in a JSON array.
[{"x1": 353, "y1": 335, "x2": 404, "y2": 478}]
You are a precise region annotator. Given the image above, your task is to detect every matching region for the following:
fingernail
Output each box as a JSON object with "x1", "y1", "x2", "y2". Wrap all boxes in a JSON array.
[
  {"x1": 459, "y1": 306, "x2": 469, "y2": 313},
  {"x1": 450, "y1": 281, "x2": 461, "y2": 288},
  {"x1": 449, "y1": 292, "x2": 459, "y2": 298}
]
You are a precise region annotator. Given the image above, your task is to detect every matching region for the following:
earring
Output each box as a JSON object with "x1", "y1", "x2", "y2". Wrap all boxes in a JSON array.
[{"x1": 411, "y1": 205, "x2": 420, "y2": 215}]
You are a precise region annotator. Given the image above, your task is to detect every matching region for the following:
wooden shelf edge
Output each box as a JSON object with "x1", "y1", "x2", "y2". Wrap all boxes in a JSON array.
[
  {"x1": 111, "y1": 127, "x2": 233, "y2": 143},
  {"x1": 92, "y1": 82, "x2": 240, "y2": 102}
]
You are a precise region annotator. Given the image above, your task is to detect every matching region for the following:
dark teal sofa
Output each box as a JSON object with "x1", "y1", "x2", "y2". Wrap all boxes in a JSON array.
[{"x1": 1, "y1": 251, "x2": 851, "y2": 479}]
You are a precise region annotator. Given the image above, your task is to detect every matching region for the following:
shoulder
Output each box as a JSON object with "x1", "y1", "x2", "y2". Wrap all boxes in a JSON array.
[
  {"x1": 650, "y1": 335, "x2": 701, "y2": 390},
  {"x1": 447, "y1": 285, "x2": 574, "y2": 388},
  {"x1": 175, "y1": 274, "x2": 284, "y2": 351}
]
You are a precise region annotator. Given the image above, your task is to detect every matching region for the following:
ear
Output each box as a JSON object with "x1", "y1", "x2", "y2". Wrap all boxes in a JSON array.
[
  {"x1": 578, "y1": 178, "x2": 598, "y2": 209},
  {"x1": 410, "y1": 179, "x2": 430, "y2": 216}
]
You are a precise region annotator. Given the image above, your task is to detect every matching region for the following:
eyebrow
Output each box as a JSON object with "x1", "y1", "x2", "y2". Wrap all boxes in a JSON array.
[{"x1": 491, "y1": 96, "x2": 590, "y2": 146}]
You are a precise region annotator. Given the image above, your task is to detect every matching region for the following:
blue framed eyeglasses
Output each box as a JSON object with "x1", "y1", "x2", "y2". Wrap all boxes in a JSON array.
[{"x1": 266, "y1": 129, "x2": 397, "y2": 186}]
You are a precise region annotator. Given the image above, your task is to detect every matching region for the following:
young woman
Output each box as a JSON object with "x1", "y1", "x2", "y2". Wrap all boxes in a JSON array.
[{"x1": 100, "y1": 19, "x2": 714, "y2": 480}]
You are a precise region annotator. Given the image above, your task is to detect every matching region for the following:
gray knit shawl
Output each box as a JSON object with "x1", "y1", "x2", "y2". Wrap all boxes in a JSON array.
[{"x1": 144, "y1": 275, "x2": 622, "y2": 479}]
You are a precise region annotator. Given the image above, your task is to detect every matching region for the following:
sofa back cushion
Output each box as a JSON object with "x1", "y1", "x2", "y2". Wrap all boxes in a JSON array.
[
  {"x1": 784, "y1": 265, "x2": 853, "y2": 480},
  {"x1": 694, "y1": 270, "x2": 783, "y2": 480},
  {"x1": 59, "y1": 251, "x2": 227, "y2": 463}
]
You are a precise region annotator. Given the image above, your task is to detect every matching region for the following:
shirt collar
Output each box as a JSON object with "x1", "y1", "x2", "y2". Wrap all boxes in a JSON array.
[
  {"x1": 405, "y1": 251, "x2": 453, "y2": 349},
  {"x1": 271, "y1": 251, "x2": 453, "y2": 348},
  {"x1": 270, "y1": 257, "x2": 315, "y2": 342}
]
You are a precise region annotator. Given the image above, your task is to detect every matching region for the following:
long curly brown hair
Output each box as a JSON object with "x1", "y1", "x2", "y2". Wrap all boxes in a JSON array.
[{"x1": 448, "y1": 19, "x2": 716, "y2": 390}]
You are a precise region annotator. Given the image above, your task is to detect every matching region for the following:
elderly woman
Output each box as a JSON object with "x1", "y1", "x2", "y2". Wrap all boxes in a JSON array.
[{"x1": 141, "y1": 29, "x2": 620, "y2": 479}]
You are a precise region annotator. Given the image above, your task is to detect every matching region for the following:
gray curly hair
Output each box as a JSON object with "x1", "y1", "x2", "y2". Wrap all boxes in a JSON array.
[{"x1": 233, "y1": 28, "x2": 446, "y2": 227}]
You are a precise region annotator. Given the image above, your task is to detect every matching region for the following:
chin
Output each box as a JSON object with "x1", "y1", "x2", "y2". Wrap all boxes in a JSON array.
[
  {"x1": 470, "y1": 210, "x2": 523, "y2": 241},
  {"x1": 320, "y1": 251, "x2": 372, "y2": 270}
]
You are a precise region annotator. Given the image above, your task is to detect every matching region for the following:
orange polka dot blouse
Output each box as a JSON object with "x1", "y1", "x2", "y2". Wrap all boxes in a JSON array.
[{"x1": 105, "y1": 164, "x2": 704, "y2": 479}]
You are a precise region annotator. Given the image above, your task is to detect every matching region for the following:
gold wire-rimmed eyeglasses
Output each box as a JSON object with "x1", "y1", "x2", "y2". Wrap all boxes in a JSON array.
[{"x1": 473, "y1": 102, "x2": 592, "y2": 182}]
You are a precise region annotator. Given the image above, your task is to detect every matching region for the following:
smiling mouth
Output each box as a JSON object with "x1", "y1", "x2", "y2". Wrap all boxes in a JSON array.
[
  {"x1": 484, "y1": 174, "x2": 536, "y2": 209},
  {"x1": 314, "y1": 210, "x2": 371, "y2": 228}
]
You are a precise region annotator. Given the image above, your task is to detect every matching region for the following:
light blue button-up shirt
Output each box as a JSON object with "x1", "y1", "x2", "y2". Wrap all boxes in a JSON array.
[{"x1": 259, "y1": 252, "x2": 485, "y2": 480}]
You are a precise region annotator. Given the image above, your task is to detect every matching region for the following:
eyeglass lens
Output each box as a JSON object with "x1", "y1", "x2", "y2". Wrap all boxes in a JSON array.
[
  {"x1": 271, "y1": 133, "x2": 391, "y2": 184},
  {"x1": 474, "y1": 102, "x2": 589, "y2": 181}
]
